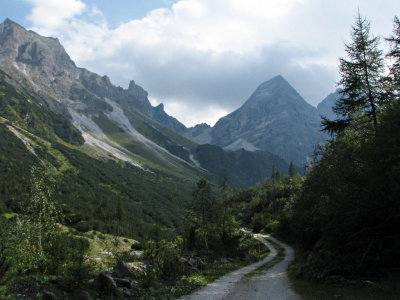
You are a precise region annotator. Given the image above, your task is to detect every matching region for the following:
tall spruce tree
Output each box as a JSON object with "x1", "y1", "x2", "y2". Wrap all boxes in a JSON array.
[
  {"x1": 288, "y1": 162, "x2": 298, "y2": 177},
  {"x1": 190, "y1": 178, "x2": 214, "y2": 250},
  {"x1": 323, "y1": 13, "x2": 384, "y2": 134},
  {"x1": 386, "y1": 16, "x2": 400, "y2": 97}
]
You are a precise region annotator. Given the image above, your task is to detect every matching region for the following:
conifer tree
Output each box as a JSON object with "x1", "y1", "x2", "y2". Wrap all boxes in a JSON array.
[
  {"x1": 386, "y1": 16, "x2": 400, "y2": 97},
  {"x1": 323, "y1": 13, "x2": 385, "y2": 134},
  {"x1": 190, "y1": 179, "x2": 214, "y2": 250},
  {"x1": 288, "y1": 162, "x2": 298, "y2": 177}
]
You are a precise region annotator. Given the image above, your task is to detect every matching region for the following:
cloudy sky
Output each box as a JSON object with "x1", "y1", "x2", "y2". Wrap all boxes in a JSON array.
[{"x1": 1, "y1": 0, "x2": 399, "y2": 126}]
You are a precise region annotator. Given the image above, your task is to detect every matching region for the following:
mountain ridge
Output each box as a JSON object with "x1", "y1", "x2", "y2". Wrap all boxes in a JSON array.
[{"x1": 0, "y1": 18, "x2": 289, "y2": 187}]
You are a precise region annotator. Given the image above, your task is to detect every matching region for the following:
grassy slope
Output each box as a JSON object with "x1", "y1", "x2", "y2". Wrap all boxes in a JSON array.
[{"x1": 0, "y1": 72, "x2": 197, "y2": 239}]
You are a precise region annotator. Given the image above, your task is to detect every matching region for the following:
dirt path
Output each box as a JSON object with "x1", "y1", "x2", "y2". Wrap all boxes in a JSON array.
[
  {"x1": 224, "y1": 236, "x2": 299, "y2": 300},
  {"x1": 179, "y1": 234, "x2": 299, "y2": 300}
]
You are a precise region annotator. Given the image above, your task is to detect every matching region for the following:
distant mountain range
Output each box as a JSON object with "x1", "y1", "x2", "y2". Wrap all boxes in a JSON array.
[
  {"x1": 0, "y1": 18, "x2": 344, "y2": 235},
  {"x1": 0, "y1": 19, "x2": 297, "y2": 189}
]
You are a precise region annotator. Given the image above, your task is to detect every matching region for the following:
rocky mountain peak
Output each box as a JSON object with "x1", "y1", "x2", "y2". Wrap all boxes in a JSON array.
[
  {"x1": 192, "y1": 123, "x2": 211, "y2": 130},
  {"x1": 245, "y1": 74, "x2": 309, "y2": 110},
  {"x1": 127, "y1": 80, "x2": 149, "y2": 105},
  {"x1": 155, "y1": 103, "x2": 164, "y2": 111},
  {"x1": 2, "y1": 18, "x2": 24, "y2": 31},
  {"x1": 0, "y1": 18, "x2": 76, "y2": 72},
  {"x1": 210, "y1": 75, "x2": 325, "y2": 165}
]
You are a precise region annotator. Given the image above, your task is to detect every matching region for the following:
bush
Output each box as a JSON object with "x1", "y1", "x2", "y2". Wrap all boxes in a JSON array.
[{"x1": 143, "y1": 237, "x2": 185, "y2": 281}]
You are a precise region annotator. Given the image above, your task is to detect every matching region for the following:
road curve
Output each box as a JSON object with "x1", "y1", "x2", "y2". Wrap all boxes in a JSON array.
[
  {"x1": 179, "y1": 235, "x2": 299, "y2": 300},
  {"x1": 224, "y1": 236, "x2": 300, "y2": 300}
]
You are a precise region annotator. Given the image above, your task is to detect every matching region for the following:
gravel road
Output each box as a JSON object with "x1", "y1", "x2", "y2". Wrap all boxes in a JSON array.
[{"x1": 179, "y1": 234, "x2": 300, "y2": 300}]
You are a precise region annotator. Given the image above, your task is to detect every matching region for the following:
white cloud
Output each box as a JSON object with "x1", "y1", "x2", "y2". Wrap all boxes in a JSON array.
[
  {"x1": 23, "y1": 0, "x2": 400, "y2": 126},
  {"x1": 164, "y1": 100, "x2": 229, "y2": 127},
  {"x1": 25, "y1": 0, "x2": 86, "y2": 35}
]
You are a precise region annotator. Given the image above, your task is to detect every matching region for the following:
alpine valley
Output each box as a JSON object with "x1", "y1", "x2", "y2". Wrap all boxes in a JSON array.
[
  {"x1": 1, "y1": 7, "x2": 400, "y2": 300},
  {"x1": 0, "y1": 19, "x2": 330, "y2": 235}
]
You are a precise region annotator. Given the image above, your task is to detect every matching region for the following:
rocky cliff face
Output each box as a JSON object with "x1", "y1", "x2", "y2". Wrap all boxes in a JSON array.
[
  {"x1": 208, "y1": 75, "x2": 325, "y2": 166},
  {"x1": 0, "y1": 18, "x2": 188, "y2": 128}
]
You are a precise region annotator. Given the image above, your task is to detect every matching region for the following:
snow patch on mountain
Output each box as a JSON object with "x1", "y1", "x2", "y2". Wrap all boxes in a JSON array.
[
  {"x1": 7, "y1": 125, "x2": 37, "y2": 156},
  {"x1": 81, "y1": 131, "x2": 143, "y2": 169},
  {"x1": 189, "y1": 154, "x2": 201, "y2": 168},
  {"x1": 224, "y1": 138, "x2": 259, "y2": 152},
  {"x1": 104, "y1": 98, "x2": 195, "y2": 167},
  {"x1": 68, "y1": 108, "x2": 143, "y2": 168}
]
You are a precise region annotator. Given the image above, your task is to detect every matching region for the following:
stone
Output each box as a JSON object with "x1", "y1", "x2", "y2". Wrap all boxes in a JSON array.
[
  {"x1": 129, "y1": 251, "x2": 142, "y2": 259},
  {"x1": 115, "y1": 278, "x2": 131, "y2": 288},
  {"x1": 220, "y1": 258, "x2": 229, "y2": 264},
  {"x1": 114, "y1": 261, "x2": 136, "y2": 279},
  {"x1": 96, "y1": 272, "x2": 118, "y2": 296}
]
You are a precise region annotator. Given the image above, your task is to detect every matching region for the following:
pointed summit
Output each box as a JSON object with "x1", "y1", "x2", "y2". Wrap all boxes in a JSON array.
[
  {"x1": 261, "y1": 74, "x2": 286, "y2": 84},
  {"x1": 256, "y1": 75, "x2": 290, "y2": 89},
  {"x1": 1, "y1": 18, "x2": 23, "y2": 28},
  {"x1": 244, "y1": 75, "x2": 309, "y2": 109},
  {"x1": 210, "y1": 75, "x2": 324, "y2": 165}
]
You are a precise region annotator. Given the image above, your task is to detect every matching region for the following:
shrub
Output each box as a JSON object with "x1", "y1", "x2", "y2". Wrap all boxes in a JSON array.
[{"x1": 143, "y1": 237, "x2": 185, "y2": 281}]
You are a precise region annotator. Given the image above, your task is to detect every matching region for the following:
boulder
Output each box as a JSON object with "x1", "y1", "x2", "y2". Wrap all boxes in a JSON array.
[
  {"x1": 129, "y1": 251, "x2": 142, "y2": 259},
  {"x1": 115, "y1": 278, "x2": 131, "y2": 288},
  {"x1": 220, "y1": 258, "x2": 229, "y2": 264},
  {"x1": 96, "y1": 272, "x2": 119, "y2": 296},
  {"x1": 114, "y1": 261, "x2": 136, "y2": 279}
]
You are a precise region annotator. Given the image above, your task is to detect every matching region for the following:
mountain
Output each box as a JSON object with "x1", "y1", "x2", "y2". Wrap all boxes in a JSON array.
[
  {"x1": 0, "y1": 69, "x2": 197, "y2": 237},
  {"x1": 187, "y1": 75, "x2": 326, "y2": 166},
  {"x1": 0, "y1": 18, "x2": 290, "y2": 195},
  {"x1": 317, "y1": 88, "x2": 341, "y2": 120},
  {"x1": 0, "y1": 19, "x2": 202, "y2": 174}
]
